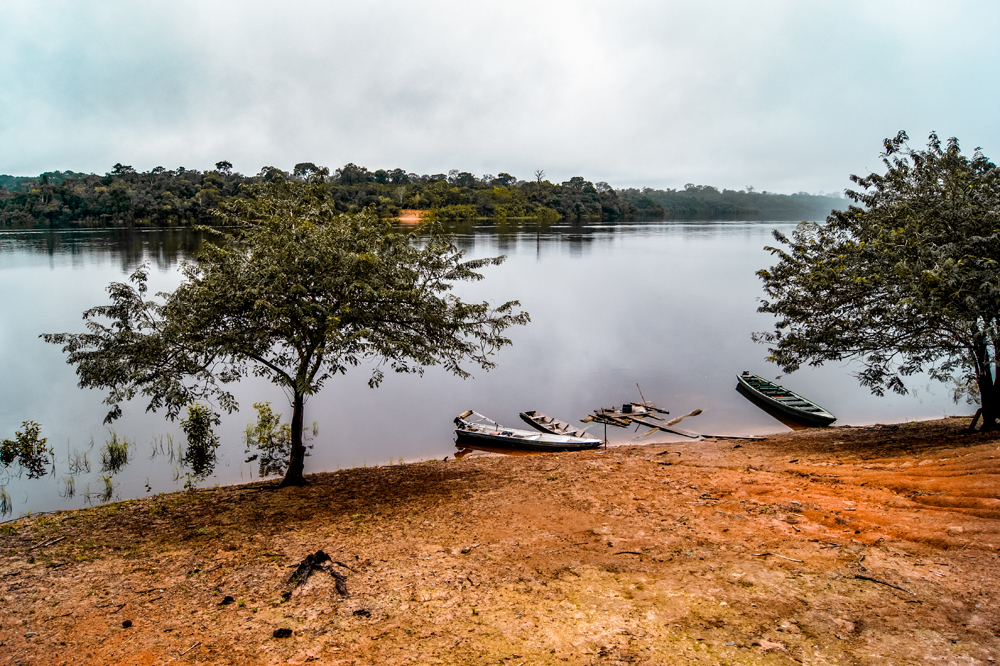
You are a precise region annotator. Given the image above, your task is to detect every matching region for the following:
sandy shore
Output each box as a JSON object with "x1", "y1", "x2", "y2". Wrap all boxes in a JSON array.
[
  {"x1": 1, "y1": 417, "x2": 999, "y2": 665},
  {"x1": 396, "y1": 209, "x2": 426, "y2": 224}
]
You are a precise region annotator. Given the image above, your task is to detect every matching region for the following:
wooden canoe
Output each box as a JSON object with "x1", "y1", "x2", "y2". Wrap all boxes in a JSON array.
[
  {"x1": 736, "y1": 372, "x2": 836, "y2": 427},
  {"x1": 519, "y1": 410, "x2": 594, "y2": 439},
  {"x1": 454, "y1": 411, "x2": 603, "y2": 452}
]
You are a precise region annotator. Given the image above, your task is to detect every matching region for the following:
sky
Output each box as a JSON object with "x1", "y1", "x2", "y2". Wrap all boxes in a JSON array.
[{"x1": 1, "y1": 1, "x2": 998, "y2": 194}]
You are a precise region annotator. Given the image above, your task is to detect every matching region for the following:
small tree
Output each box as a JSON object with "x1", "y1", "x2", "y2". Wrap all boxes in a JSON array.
[
  {"x1": 755, "y1": 132, "x2": 1000, "y2": 430},
  {"x1": 180, "y1": 404, "x2": 220, "y2": 485},
  {"x1": 1, "y1": 421, "x2": 51, "y2": 480},
  {"x1": 44, "y1": 174, "x2": 529, "y2": 486}
]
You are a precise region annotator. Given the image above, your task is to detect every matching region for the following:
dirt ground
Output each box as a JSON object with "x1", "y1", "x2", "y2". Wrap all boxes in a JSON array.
[
  {"x1": 2, "y1": 416, "x2": 999, "y2": 665},
  {"x1": 396, "y1": 210, "x2": 426, "y2": 224}
]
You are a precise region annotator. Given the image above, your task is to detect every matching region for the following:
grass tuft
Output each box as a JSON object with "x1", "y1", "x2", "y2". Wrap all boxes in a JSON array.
[
  {"x1": 100, "y1": 431, "x2": 131, "y2": 474},
  {"x1": 98, "y1": 475, "x2": 114, "y2": 503}
]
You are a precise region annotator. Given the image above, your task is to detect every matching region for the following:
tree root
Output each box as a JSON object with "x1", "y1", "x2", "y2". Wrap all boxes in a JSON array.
[{"x1": 283, "y1": 550, "x2": 348, "y2": 599}]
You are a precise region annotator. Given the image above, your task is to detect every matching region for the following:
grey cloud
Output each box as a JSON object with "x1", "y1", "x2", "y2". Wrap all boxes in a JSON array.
[{"x1": 1, "y1": 0, "x2": 999, "y2": 194}]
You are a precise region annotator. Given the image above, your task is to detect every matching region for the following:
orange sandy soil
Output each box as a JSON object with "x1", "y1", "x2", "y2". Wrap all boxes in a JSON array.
[
  {"x1": 2, "y1": 417, "x2": 1000, "y2": 665},
  {"x1": 396, "y1": 210, "x2": 426, "y2": 224}
]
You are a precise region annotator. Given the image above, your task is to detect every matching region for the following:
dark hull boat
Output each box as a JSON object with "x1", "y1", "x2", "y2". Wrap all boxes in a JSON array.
[
  {"x1": 736, "y1": 372, "x2": 836, "y2": 427},
  {"x1": 455, "y1": 411, "x2": 603, "y2": 452}
]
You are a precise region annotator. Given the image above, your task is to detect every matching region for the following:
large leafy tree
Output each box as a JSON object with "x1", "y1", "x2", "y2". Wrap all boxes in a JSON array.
[
  {"x1": 44, "y1": 174, "x2": 530, "y2": 486},
  {"x1": 755, "y1": 132, "x2": 1000, "y2": 430}
]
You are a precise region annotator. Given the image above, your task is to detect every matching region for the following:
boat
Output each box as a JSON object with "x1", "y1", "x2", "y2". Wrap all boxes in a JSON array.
[
  {"x1": 519, "y1": 410, "x2": 593, "y2": 439},
  {"x1": 454, "y1": 411, "x2": 603, "y2": 452},
  {"x1": 584, "y1": 402, "x2": 760, "y2": 440},
  {"x1": 581, "y1": 401, "x2": 670, "y2": 428},
  {"x1": 736, "y1": 372, "x2": 836, "y2": 427}
]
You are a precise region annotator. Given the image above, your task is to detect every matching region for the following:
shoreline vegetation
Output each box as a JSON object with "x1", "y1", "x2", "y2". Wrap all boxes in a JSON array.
[
  {"x1": 0, "y1": 162, "x2": 846, "y2": 230},
  {"x1": 1, "y1": 415, "x2": 998, "y2": 664}
]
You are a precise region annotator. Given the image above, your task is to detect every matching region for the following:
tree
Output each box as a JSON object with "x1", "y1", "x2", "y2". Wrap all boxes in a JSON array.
[
  {"x1": 43, "y1": 174, "x2": 530, "y2": 486},
  {"x1": 494, "y1": 173, "x2": 516, "y2": 188},
  {"x1": 180, "y1": 404, "x2": 221, "y2": 485},
  {"x1": 1, "y1": 421, "x2": 51, "y2": 480},
  {"x1": 755, "y1": 131, "x2": 1000, "y2": 430},
  {"x1": 293, "y1": 162, "x2": 322, "y2": 180}
]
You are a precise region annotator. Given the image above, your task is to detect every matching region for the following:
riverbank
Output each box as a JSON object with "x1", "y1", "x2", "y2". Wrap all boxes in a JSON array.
[{"x1": 2, "y1": 417, "x2": 999, "y2": 665}]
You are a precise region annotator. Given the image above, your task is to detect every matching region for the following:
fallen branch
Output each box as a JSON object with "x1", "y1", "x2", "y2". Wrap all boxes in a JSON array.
[
  {"x1": 855, "y1": 574, "x2": 913, "y2": 595},
  {"x1": 28, "y1": 536, "x2": 66, "y2": 552},
  {"x1": 753, "y1": 553, "x2": 804, "y2": 563},
  {"x1": 615, "y1": 551, "x2": 643, "y2": 556},
  {"x1": 179, "y1": 642, "x2": 201, "y2": 656}
]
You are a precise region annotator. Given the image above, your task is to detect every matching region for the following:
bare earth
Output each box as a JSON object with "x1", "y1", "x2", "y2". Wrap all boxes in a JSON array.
[
  {"x1": 396, "y1": 210, "x2": 426, "y2": 224},
  {"x1": 2, "y1": 417, "x2": 1000, "y2": 665}
]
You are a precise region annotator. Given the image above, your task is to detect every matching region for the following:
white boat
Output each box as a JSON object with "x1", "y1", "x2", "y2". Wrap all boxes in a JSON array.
[{"x1": 454, "y1": 411, "x2": 603, "y2": 452}]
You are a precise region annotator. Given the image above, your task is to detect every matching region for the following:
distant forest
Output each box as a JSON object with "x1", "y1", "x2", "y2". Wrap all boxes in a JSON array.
[{"x1": 0, "y1": 162, "x2": 845, "y2": 230}]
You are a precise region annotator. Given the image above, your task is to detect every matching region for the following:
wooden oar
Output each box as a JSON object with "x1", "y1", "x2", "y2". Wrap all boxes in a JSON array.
[
  {"x1": 635, "y1": 409, "x2": 704, "y2": 439},
  {"x1": 663, "y1": 409, "x2": 703, "y2": 427}
]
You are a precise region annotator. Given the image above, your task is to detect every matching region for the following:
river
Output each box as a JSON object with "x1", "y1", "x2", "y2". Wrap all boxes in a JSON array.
[{"x1": 0, "y1": 222, "x2": 958, "y2": 516}]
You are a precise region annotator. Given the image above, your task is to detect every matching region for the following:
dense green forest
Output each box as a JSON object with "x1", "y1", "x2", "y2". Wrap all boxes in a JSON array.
[{"x1": 0, "y1": 161, "x2": 844, "y2": 230}]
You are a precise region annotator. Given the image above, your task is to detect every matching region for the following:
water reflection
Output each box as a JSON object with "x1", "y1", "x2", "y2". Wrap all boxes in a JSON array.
[{"x1": 0, "y1": 228, "x2": 205, "y2": 272}]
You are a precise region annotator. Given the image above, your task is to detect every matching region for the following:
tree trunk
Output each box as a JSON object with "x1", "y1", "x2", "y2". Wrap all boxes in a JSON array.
[
  {"x1": 976, "y1": 369, "x2": 1000, "y2": 432},
  {"x1": 279, "y1": 391, "x2": 308, "y2": 487}
]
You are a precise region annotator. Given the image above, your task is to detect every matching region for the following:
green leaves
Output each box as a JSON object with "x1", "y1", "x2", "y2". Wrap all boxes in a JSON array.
[
  {"x1": 44, "y1": 175, "x2": 529, "y2": 483},
  {"x1": 180, "y1": 404, "x2": 220, "y2": 484},
  {"x1": 1, "y1": 421, "x2": 51, "y2": 480},
  {"x1": 756, "y1": 132, "x2": 1000, "y2": 425}
]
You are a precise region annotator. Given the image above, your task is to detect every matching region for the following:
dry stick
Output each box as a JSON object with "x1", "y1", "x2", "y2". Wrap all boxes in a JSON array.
[
  {"x1": 753, "y1": 553, "x2": 804, "y2": 563},
  {"x1": 179, "y1": 642, "x2": 201, "y2": 656},
  {"x1": 615, "y1": 551, "x2": 643, "y2": 556},
  {"x1": 855, "y1": 574, "x2": 913, "y2": 595},
  {"x1": 28, "y1": 536, "x2": 66, "y2": 551}
]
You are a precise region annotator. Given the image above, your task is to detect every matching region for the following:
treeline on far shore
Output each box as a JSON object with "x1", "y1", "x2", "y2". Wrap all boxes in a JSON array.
[{"x1": 0, "y1": 162, "x2": 846, "y2": 230}]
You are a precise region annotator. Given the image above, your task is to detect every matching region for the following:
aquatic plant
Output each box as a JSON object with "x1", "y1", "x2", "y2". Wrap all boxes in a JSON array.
[
  {"x1": 180, "y1": 403, "x2": 220, "y2": 484},
  {"x1": 68, "y1": 446, "x2": 91, "y2": 476},
  {"x1": 1, "y1": 421, "x2": 52, "y2": 479},
  {"x1": 244, "y1": 402, "x2": 316, "y2": 479},
  {"x1": 100, "y1": 430, "x2": 131, "y2": 474},
  {"x1": 0, "y1": 485, "x2": 11, "y2": 517},
  {"x1": 60, "y1": 476, "x2": 75, "y2": 499},
  {"x1": 98, "y1": 475, "x2": 114, "y2": 503},
  {"x1": 148, "y1": 434, "x2": 180, "y2": 463}
]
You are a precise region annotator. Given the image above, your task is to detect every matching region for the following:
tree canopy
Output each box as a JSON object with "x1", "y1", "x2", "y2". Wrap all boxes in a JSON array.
[
  {"x1": 43, "y1": 174, "x2": 530, "y2": 485},
  {"x1": 0, "y1": 162, "x2": 844, "y2": 230},
  {"x1": 755, "y1": 131, "x2": 1000, "y2": 429}
]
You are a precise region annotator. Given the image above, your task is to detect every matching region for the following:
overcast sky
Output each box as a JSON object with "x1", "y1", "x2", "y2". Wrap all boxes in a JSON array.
[{"x1": 2, "y1": 1, "x2": 998, "y2": 193}]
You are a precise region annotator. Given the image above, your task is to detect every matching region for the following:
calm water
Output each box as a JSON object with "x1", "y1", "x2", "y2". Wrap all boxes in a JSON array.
[{"x1": 0, "y1": 223, "x2": 958, "y2": 516}]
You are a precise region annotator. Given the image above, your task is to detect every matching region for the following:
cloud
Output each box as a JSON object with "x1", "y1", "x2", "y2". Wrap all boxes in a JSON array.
[{"x1": 2, "y1": 0, "x2": 998, "y2": 193}]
